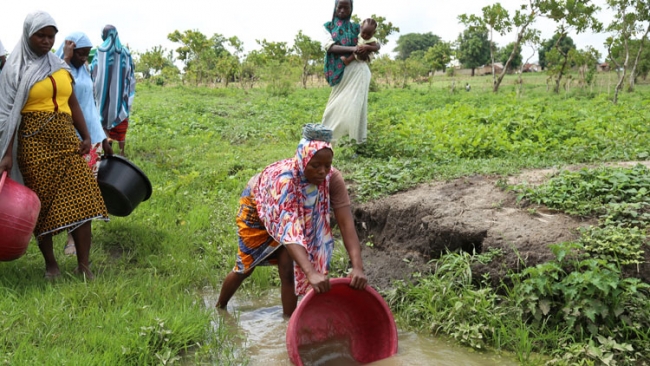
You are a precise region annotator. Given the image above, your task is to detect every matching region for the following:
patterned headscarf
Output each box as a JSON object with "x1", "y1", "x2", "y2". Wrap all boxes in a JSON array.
[
  {"x1": 253, "y1": 126, "x2": 335, "y2": 295},
  {"x1": 323, "y1": 0, "x2": 360, "y2": 87},
  {"x1": 0, "y1": 11, "x2": 68, "y2": 181}
]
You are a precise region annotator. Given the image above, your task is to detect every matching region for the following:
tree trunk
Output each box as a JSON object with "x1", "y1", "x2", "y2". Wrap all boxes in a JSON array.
[
  {"x1": 610, "y1": 39, "x2": 630, "y2": 105},
  {"x1": 494, "y1": 24, "x2": 528, "y2": 93},
  {"x1": 302, "y1": 63, "x2": 308, "y2": 89},
  {"x1": 627, "y1": 24, "x2": 650, "y2": 92},
  {"x1": 553, "y1": 53, "x2": 569, "y2": 94},
  {"x1": 471, "y1": 68, "x2": 475, "y2": 76},
  {"x1": 614, "y1": 68, "x2": 627, "y2": 104},
  {"x1": 550, "y1": 32, "x2": 568, "y2": 94},
  {"x1": 490, "y1": 27, "x2": 496, "y2": 86},
  {"x1": 516, "y1": 45, "x2": 537, "y2": 97}
]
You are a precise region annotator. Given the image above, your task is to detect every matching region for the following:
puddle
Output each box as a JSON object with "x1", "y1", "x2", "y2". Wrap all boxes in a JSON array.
[{"x1": 203, "y1": 288, "x2": 518, "y2": 366}]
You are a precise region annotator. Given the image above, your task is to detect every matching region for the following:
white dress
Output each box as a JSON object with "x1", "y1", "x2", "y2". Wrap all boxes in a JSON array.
[{"x1": 320, "y1": 30, "x2": 372, "y2": 144}]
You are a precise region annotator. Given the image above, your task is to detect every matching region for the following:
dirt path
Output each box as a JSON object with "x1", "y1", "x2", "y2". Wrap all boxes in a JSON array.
[{"x1": 353, "y1": 161, "x2": 650, "y2": 291}]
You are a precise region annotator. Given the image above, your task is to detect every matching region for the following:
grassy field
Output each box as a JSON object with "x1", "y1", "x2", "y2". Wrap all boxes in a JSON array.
[{"x1": 0, "y1": 73, "x2": 648, "y2": 365}]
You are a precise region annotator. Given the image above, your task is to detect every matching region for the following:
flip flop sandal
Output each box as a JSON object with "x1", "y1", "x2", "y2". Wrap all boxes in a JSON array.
[{"x1": 64, "y1": 242, "x2": 77, "y2": 256}]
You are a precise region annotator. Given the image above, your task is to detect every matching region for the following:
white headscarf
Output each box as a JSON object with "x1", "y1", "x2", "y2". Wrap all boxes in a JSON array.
[{"x1": 0, "y1": 11, "x2": 69, "y2": 181}]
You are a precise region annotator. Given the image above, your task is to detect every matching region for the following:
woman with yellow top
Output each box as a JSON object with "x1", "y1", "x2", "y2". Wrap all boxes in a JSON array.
[{"x1": 0, "y1": 11, "x2": 109, "y2": 279}]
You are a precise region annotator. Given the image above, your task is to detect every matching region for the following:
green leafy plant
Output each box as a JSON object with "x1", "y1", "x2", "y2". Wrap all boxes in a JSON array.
[
  {"x1": 512, "y1": 242, "x2": 650, "y2": 364},
  {"x1": 578, "y1": 225, "x2": 646, "y2": 266}
]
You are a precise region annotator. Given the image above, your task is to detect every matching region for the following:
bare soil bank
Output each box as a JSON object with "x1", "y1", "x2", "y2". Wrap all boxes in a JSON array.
[{"x1": 352, "y1": 161, "x2": 650, "y2": 291}]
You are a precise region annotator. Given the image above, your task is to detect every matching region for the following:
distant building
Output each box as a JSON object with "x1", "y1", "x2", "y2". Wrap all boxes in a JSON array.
[
  {"x1": 522, "y1": 63, "x2": 539, "y2": 73},
  {"x1": 479, "y1": 63, "x2": 504, "y2": 75},
  {"x1": 447, "y1": 56, "x2": 462, "y2": 70},
  {"x1": 598, "y1": 62, "x2": 611, "y2": 72}
]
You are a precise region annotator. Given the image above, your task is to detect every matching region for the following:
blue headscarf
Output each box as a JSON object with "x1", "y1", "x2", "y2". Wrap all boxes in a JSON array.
[
  {"x1": 55, "y1": 32, "x2": 106, "y2": 144},
  {"x1": 54, "y1": 32, "x2": 93, "y2": 59},
  {"x1": 323, "y1": 0, "x2": 360, "y2": 87}
]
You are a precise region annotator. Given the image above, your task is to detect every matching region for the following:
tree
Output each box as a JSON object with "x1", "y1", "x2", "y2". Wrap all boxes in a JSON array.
[
  {"x1": 254, "y1": 39, "x2": 297, "y2": 96},
  {"x1": 293, "y1": 31, "x2": 323, "y2": 89},
  {"x1": 209, "y1": 34, "x2": 231, "y2": 59},
  {"x1": 241, "y1": 50, "x2": 266, "y2": 90},
  {"x1": 497, "y1": 42, "x2": 523, "y2": 71},
  {"x1": 573, "y1": 46, "x2": 601, "y2": 88},
  {"x1": 516, "y1": 36, "x2": 541, "y2": 97},
  {"x1": 456, "y1": 27, "x2": 491, "y2": 76},
  {"x1": 135, "y1": 45, "x2": 175, "y2": 80},
  {"x1": 461, "y1": 2, "x2": 542, "y2": 92},
  {"x1": 627, "y1": 1, "x2": 650, "y2": 91},
  {"x1": 394, "y1": 33, "x2": 441, "y2": 60},
  {"x1": 538, "y1": 34, "x2": 576, "y2": 70},
  {"x1": 371, "y1": 54, "x2": 395, "y2": 86},
  {"x1": 635, "y1": 42, "x2": 650, "y2": 79},
  {"x1": 256, "y1": 39, "x2": 291, "y2": 64},
  {"x1": 611, "y1": 38, "x2": 650, "y2": 81},
  {"x1": 167, "y1": 29, "x2": 211, "y2": 85},
  {"x1": 606, "y1": 0, "x2": 650, "y2": 100},
  {"x1": 425, "y1": 41, "x2": 454, "y2": 73},
  {"x1": 226, "y1": 36, "x2": 245, "y2": 88},
  {"x1": 212, "y1": 53, "x2": 238, "y2": 87},
  {"x1": 351, "y1": 14, "x2": 400, "y2": 47},
  {"x1": 459, "y1": 3, "x2": 511, "y2": 86},
  {"x1": 538, "y1": 0, "x2": 603, "y2": 93},
  {"x1": 203, "y1": 34, "x2": 234, "y2": 85},
  {"x1": 398, "y1": 50, "x2": 429, "y2": 87}
]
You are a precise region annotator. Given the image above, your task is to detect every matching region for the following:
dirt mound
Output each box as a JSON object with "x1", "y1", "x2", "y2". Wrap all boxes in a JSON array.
[{"x1": 353, "y1": 162, "x2": 650, "y2": 291}]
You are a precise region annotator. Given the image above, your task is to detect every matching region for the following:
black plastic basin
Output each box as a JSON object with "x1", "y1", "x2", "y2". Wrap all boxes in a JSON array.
[{"x1": 97, "y1": 155, "x2": 152, "y2": 217}]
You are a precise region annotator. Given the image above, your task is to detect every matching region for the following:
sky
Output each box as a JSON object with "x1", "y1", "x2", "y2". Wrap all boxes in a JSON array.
[{"x1": 1, "y1": 0, "x2": 615, "y2": 63}]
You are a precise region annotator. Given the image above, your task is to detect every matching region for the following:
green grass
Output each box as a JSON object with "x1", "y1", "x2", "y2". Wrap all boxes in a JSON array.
[{"x1": 1, "y1": 76, "x2": 649, "y2": 364}]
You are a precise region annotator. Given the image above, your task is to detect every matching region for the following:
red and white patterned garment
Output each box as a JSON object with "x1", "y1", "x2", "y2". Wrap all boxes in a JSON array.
[
  {"x1": 253, "y1": 139, "x2": 335, "y2": 296},
  {"x1": 84, "y1": 143, "x2": 103, "y2": 179}
]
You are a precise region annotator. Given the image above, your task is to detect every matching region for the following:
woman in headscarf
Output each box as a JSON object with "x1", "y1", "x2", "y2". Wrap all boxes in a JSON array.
[
  {"x1": 216, "y1": 124, "x2": 367, "y2": 317},
  {"x1": 0, "y1": 11, "x2": 109, "y2": 279},
  {"x1": 55, "y1": 32, "x2": 113, "y2": 255},
  {"x1": 321, "y1": 0, "x2": 376, "y2": 145},
  {"x1": 90, "y1": 25, "x2": 135, "y2": 157}
]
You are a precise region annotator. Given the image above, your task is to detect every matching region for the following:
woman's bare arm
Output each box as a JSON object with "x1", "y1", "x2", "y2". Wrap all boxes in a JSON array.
[
  {"x1": 333, "y1": 205, "x2": 367, "y2": 289},
  {"x1": 284, "y1": 243, "x2": 331, "y2": 293},
  {"x1": 328, "y1": 45, "x2": 358, "y2": 55}
]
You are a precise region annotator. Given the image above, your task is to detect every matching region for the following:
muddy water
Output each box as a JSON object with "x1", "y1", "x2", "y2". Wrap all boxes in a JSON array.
[{"x1": 204, "y1": 289, "x2": 518, "y2": 366}]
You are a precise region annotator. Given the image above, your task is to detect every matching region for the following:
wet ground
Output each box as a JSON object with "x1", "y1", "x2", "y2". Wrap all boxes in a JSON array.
[{"x1": 204, "y1": 288, "x2": 518, "y2": 366}]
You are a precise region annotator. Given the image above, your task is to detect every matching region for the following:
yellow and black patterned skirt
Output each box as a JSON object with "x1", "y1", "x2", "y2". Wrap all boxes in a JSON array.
[{"x1": 18, "y1": 111, "x2": 109, "y2": 237}]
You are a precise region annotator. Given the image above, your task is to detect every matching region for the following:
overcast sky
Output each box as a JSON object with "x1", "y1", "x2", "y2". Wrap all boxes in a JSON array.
[{"x1": 1, "y1": 0, "x2": 615, "y2": 62}]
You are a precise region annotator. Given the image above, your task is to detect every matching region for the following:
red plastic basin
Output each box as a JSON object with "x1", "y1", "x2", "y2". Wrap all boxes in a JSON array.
[
  {"x1": 286, "y1": 277, "x2": 398, "y2": 365},
  {"x1": 0, "y1": 171, "x2": 41, "y2": 261}
]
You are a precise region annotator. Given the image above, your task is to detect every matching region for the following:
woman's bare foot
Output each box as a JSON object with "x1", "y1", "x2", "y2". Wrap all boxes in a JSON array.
[
  {"x1": 74, "y1": 265, "x2": 94, "y2": 280},
  {"x1": 44, "y1": 267, "x2": 61, "y2": 280}
]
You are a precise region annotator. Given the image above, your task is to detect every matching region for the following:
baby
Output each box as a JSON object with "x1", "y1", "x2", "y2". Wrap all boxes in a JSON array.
[{"x1": 341, "y1": 18, "x2": 380, "y2": 65}]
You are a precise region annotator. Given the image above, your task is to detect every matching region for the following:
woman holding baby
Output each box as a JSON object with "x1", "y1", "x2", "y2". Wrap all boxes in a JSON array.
[{"x1": 321, "y1": 0, "x2": 379, "y2": 146}]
